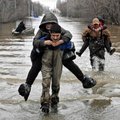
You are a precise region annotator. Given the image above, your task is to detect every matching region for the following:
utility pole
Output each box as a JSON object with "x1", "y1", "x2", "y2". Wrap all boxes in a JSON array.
[
  {"x1": 28, "y1": 0, "x2": 31, "y2": 17},
  {"x1": 15, "y1": 0, "x2": 16, "y2": 20},
  {"x1": 66, "y1": 0, "x2": 68, "y2": 17}
]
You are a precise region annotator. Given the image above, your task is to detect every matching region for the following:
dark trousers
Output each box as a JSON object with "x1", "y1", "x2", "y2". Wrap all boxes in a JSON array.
[
  {"x1": 26, "y1": 53, "x2": 84, "y2": 85},
  {"x1": 90, "y1": 49, "x2": 105, "y2": 71},
  {"x1": 26, "y1": 50, "x2": 42, "y2": 85},
  {"x1": 62, "y1": 60, "x2": 84, "y2": 81},
  {"x1": 26, "y1": 55, "x2": 42, "y2": 85}
]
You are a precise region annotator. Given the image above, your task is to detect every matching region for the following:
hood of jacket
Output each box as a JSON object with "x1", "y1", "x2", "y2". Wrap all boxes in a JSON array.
[{"x1": 39, "y1": 12, "x2": 58, "y2": 29}]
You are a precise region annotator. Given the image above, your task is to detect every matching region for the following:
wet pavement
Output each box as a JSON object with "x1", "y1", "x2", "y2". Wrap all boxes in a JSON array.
[{"x1": 0, "y1": 15, "x2": 120, "y2": 120}]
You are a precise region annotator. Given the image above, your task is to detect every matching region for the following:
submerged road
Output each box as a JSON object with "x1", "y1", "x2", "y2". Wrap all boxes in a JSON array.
[{"x1": 0, "y1": 16, "x2": 120, "y2": 120}]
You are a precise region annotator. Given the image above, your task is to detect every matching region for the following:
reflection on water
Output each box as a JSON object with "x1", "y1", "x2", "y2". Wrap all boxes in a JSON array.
[{"x1": 0, "y1": 16, "x2": 120, "y2": 120}]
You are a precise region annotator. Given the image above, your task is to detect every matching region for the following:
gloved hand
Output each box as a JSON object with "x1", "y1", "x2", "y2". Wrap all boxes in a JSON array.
[
  {"x1": 109, "y1": 48, "x2": 116, "y2": 55},
  {"x1": 76, "y1": 52, "x2": 81, "y2": 57},
  {"x1": 18, "y1": 83, "x2": 31, "y2": 101}
]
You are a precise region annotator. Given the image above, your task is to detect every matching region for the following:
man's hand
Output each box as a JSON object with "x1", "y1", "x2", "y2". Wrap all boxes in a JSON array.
[
  {"x1": 52, "y1": 40, "x2": 64, "y2": 47},
  {"x1": 44, "y1": 40, "x2": 52, "y2": 45}
]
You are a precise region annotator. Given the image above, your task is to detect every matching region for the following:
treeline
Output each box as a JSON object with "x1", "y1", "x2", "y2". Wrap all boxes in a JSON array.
[
  {"x1": 57, "y1": 0, "x2": 120, "y2": 25},
  {"x1": 31, "y1": 2, "x2": 43, "y2": 17},
  {"x1": 0, "y1": 0, "x2": 43, "y2": 23}
]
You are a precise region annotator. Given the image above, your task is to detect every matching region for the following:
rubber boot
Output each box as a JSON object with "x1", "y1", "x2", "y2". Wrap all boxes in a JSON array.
[
  {"x1": 51, "y1": 96, "x2": 59, "y2": 112},
  {"x1": 40, "y1": 103, "x2": 49, "y2": 114},
  {"x1": 82, "y1": 75, "x2": 96, "y2": 88}
]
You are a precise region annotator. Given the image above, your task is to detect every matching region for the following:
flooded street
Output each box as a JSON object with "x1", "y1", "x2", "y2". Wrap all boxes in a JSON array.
[{"x1": 0, "y1": 16, "x2": 120, "y2": 120}]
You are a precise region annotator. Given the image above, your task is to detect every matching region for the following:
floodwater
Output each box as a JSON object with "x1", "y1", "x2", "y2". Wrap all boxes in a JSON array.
[{"x1": 0, "y1": 15, "x2": 120, "y2": 120}]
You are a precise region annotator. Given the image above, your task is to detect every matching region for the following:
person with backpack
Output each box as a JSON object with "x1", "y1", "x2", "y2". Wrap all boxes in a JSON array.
[
  {"x1": 88, "y1": 16, "x2": 116, "y2": 54},
  {"x1": 76, "y1": 18, "x2": 114, "y2": 71}
]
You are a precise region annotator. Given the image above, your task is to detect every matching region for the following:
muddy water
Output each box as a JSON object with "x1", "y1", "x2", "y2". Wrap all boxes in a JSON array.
[{"x1": 0, "y1": 16, "x2": 120, "y2": 120}]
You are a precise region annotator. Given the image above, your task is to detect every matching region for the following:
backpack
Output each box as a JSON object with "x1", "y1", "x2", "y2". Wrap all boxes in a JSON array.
[{"x1": 62, "y1": 41, "x2": 76, "y2": 61}]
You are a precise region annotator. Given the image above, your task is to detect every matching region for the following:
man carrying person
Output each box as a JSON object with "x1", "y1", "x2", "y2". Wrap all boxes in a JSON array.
[{"x1": 18, "y1": 13, "x2": 96, "y2": 102}]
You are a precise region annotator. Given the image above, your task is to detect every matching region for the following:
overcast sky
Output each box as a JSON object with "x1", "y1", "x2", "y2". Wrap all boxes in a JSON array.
[{"x1": 32, "y1": 0, "x2": 57, "y2": 9}]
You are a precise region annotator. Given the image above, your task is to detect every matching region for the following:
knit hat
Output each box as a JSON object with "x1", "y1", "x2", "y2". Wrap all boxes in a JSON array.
[
  {"x1": 92, "y1": 18, "x2": 100, "y2": 25},
  {"x1": 50, "y1": 24, "x2": 61, "y2": 33}
]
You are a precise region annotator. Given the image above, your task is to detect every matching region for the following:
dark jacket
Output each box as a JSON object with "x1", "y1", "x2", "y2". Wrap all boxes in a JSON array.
[
  {"x1": 15, "y1": 21, "x2": 26, "y2": 33},
  {"x1": 79, "y1": 27, "x2": 111, "y2": 59},
  {"x1": 38, "y1": 35, "x2": 74, "y2": 51}
]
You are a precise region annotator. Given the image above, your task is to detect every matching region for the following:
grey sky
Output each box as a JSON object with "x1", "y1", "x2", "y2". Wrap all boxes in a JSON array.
[{"x1": 32, "y1": 0, "x2": 57, "y2": 9}]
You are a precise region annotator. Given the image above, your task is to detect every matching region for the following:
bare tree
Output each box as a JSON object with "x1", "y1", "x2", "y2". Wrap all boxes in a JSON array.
[
  {"x1": 32, "y1": 2, "x2": 43, "y2": 17},
  {"x1": 0, "y1": 0, "x2": 43, "y2": 23},
  {"x1": 57, "y1": 0, "x2": 120, "y2": 25}
]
